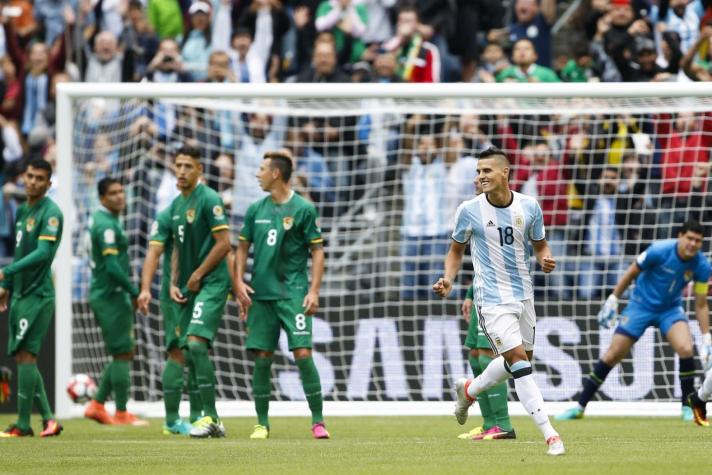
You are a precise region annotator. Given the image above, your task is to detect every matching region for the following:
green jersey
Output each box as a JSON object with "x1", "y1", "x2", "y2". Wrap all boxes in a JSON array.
[
  {"x1": 89, "y1": 207, "x2": 138, "y2": 300},
  {"x1": 170, "y1": 183, "x2": 230, "y2": 289},
  {"x1": 149, "y1": 207, "x2": 174, "y2": 300},
  {"x1": 1, "y1": 196, "x2": 63, "y2": 298},
  {"x1": 239, "y1": 192, "x2": 323, "y2": 300},
  {"x1": 496, "y1": 64, "x2": 560, "y2": 83}
]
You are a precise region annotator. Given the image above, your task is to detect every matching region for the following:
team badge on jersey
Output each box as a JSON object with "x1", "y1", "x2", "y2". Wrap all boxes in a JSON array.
[
  {"x1": 283, "y1": 216, "x2": 294, "y2": 230},
  {"x1": 48, "y1": 216, "x2": 59, "y2": 230},
  {"x1": 104, "y1": 229, "x2": 116, "y2": 244},
  {"x1": 684, "y1": 270, "x2": 694, "y2": 282},
  {"x1": 186, "y1": 209, "x2": 196, "y2": 224},
  {"x1": 213, "y1": 205, "x2": 224, "y2": 217},
  {"x1": 514, "y1": 216, "x2": 524, "y2": 228},
  {"x1": 26, "y1": 218, "x2": 35, "y2": 232}
]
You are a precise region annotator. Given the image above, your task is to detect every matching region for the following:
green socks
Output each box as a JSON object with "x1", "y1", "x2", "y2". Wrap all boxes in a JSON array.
[
  {"x1": 111, "y1": 360, "x2": 131, "y2": 412},
  {"x1": 33, "y1": 367, "x2": 54, "y2": 421},
  {"x1": 469, "y1": 355, "x2": 495, "y2": 429},
  {"x1": 17, "y1": 363, "x2": 38, "y2": 431},
  {"x1": 479, "y1": 354, "x2": 512, "y2": 431},
  {"x1": 184, "y1": 350, "x2": 203, "y2": 422},
  {"x1": 296, "y1": 357, "x2": 323, "y2": 424},
  {"x1": 253, "y1": 357, "x2": 273, "y2": 427},
  {"x1": 188, "y1": 340, "x2": 218, "y2": 421},
  {"x1": 162, "y1": 359, "x2": 184, "y2": 425},
  {"x1": 95, "y1": 362, "x2": 113, "y2": 404}
]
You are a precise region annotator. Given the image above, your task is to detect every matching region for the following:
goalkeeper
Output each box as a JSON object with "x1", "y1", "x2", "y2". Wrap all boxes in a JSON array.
[{"x1": 558, "y1": 220, "x2": 711, "y2": 422}]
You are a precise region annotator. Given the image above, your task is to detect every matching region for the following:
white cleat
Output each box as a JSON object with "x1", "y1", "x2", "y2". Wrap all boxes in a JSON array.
[
  {"x1": 546, "y1": 435, "x2": 565, "y2": 456},
  {"x1": 454, "y1": 378, "x2": 475, "y2": 425},
  {"x1": 189, "y1": 416, "x2": 226, "y2": 438}
]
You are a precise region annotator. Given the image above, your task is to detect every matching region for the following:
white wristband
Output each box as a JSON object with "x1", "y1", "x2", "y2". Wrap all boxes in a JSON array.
[{"x1": 703, "y1": 333, "x2": 712, "y2": 346}]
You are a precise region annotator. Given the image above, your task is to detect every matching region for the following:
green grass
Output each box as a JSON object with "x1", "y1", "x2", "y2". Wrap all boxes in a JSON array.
[{"x1": 0, "y1": 415, "x2": 707, "y2": 474}]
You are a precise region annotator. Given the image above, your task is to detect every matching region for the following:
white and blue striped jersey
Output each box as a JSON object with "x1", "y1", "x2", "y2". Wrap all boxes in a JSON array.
[{"x1": 452, "y1": 191, "x2": 545, "y2": 307}]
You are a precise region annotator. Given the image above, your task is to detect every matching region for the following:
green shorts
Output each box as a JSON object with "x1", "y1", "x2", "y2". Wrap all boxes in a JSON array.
[
  {"x1": 7, "y1": 294, "x2": 54, "y2": 356},
  {"x1": 178, "y1": 284, "x2": 229, "y2": 347},
  {"x1": 464, "y1": 306, "x2": 492, "y2": 350},
  {"x1": 160, "y1": 298, "x2": 181, "y2": 351},
  {"x1": 90, "y1": 294, "x2": 135, "y2": 356},
  {"x1": 246, "y1": 298, "x2": 312, "y2": 352}
]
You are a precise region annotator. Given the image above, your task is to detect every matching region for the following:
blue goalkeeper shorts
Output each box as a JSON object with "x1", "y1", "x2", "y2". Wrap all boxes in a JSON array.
[{"x1": 615, "y1": 301, "x2": 687, "y2": 341}]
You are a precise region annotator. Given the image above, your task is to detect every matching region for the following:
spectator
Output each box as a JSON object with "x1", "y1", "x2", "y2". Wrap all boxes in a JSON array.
[
  {"x1": 33, "y1": 0, "x2": 69, "y2": 44},
  {"x1": 122, "y1": 0, "x2": 160, "y2": 81},
  {"x1": 315, "y1": 0, "x2": 368, "y2": 65},
  {"x1": 93, "y1": 0, "x2": 126, "y2": 40},
  {"x1": 496, "y1": 38, "x2": 559, "y2": 82},
  {"x1": 285, "y1": 126, "x2": 336, "y2": 208},
  {"x1": 296, "y1": 34, "x2": 349, "y2": 82},
  {"x1": 560, "y1": 41, "x2": 599, "y2": 82},
  {"x1": 360, "y1": 0, "x2": 396, "y2": 45},
  {"x1": 382, "y1": 4, "x2": 440, "y2": 82},
  {"x1": 681, "y1": 23, "x2": 712, "y2": 80},
  {"x1": 84, "y1": 31, "x2": 124, "y2": 82},
  {"x1": 6, "y1": 0, "x2": 37, "y2": 43},
  {"x1": 490, "y1": 0, "x2": 556, "y2": 68},
  {"x1": 371, "y1": 49, "x2": 400, "y2": 82},
  {"x1": 470, "y1": 41, "x2": 509, "y2": 82},
  {"x1": 181, "y1": 1, "x2": 212, "y2": 81},
  {"x1": 144, "y1": 38, "x2": 191, "y2": 82},
  {"x1": 618, "y1": 35, "x2": 675, "y2": 81},
  {"x1": 230, "y1": 29, "x2": 266, "y2": 83},
  {"x1": 238, "y1": 0, "x2": 290, "y2": 82},
  {"x1": 147, "y1": 0, "x2": 183, "y2": 39},
  {"x1": 0, "y1": 55, "x2": 23, "y2": 122},
  {"x1": 651, "y1": 0, "x2": 702, "y2": 53},
  {"x1": 205, "y1": 50, "x2": 234, "y2": 83}
]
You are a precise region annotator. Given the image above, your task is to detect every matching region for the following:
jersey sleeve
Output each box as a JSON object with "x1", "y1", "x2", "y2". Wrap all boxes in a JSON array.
[
  {"x1": 239, "y1": 203, "x2": 255, "y2": 243},
  {"x1": 529, "y1": 200, "x2": 546, "y2": 241},
  {"x1": 636, "y1": 243, "x2": 663, "y2": 271},
  {"x1": 693, "y1": 258, "x2": 711, "y2": 295},
  {"x1": 149, "y1": 210, "x2": 172, "y2": 247},
  {"x1": 96, "y1": 220, "x2": 119, "y2": 257},
  {"x1": 303, "y1": 205, "x2": 323, "y2": 246},
  {"x1": 203, "y1": 192, "x2": 230, "y2": 234},
  {"x1": 38, "y1": 209, "x2": 62, "y2": 243},
  {"x1": 451, "y1": 203, "x2": 471, "y2": 243}
]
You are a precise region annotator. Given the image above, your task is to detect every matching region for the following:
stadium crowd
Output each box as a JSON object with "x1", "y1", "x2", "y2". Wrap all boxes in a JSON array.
[{"x1": 0, "y1": 0, "x2": 710, "y2": 302}]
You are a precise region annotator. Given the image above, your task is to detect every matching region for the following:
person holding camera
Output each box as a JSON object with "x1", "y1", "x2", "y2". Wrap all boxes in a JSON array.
[{"x1": 144, "y1": 38, "x2": 191, "y2": 83}]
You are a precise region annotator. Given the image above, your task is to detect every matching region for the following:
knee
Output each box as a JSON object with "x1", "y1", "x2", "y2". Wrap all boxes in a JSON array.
[
  {"x1": 114, "y1": 351, "x2": 134, "y2": 361},
  {"x1": 168, "y1": 348, "x2": 185, "y2": 364},
  {"x1": 293, "y1": 348, "x2": 312, "y2": 360},
  {"x1": 14, "y1": 351, "x2": 36, "y2": 364},
  {"x1": 253, "y1": 350, "x2": 274, "y2": 359},
  {"x1": 469, "y1": 349, "x2": 479, "y2": 359},
  {"x1": 677, "y1": 345, "x2": 694, "y2": 359}
]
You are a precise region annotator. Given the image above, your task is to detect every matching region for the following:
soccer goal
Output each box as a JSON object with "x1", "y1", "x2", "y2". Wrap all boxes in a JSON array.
[{"x1": 55, "y1": 82, "x2": 712, "y2": 419}]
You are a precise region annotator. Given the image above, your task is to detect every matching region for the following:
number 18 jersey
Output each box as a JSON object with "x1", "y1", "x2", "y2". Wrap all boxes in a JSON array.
[
  {"x1": 451, "y1": 191, "x2": 545, "y2": 307},
  {"x1": 239, "y1": 192, "x2": 323, "y2": 301}
]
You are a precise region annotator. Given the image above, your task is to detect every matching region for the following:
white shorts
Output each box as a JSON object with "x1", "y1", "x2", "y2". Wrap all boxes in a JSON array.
[{"x1": 478, "y1": 299, "x2": 536, "y2": 354}]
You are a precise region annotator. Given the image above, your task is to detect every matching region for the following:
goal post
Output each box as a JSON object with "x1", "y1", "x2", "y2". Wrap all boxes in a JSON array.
[{"x1": 55, "y1": 82, "x2": 712, "y2": 419}]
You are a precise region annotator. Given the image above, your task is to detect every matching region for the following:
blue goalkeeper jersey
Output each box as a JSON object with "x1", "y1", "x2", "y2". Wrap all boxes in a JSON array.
[{"x1": 630, "y1": 239, "x2": 711, "y2": 312}]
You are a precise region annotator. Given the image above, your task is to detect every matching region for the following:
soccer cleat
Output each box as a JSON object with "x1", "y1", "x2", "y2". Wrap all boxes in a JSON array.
[
  {"x1": 311, "y1": 422, "x2": 330, "y2": 439},
  {"x1": 457, "y1": 425, "x2": 483, "y2": 439},
  {"x1": 84, "y1": 400, "x2": 114, "y2": 425},
  {"x1": 681, "y1": 405, "x2": 694, "y2": 422},
  {"x1": 687, "y1": 393, "x2": 709, "y2": 427},
  {"x1": 189, "y1": 416, "x2": 226, "y2": 438},
  {"x1": 546, "y1": 435, "x2": 565, "y2": 456},
  {"x1": 40, "y1": 419, "x2": 63, "y2": 437},
  {"x1": 163, "y1": 419, "x2": 193, "y2": 435},
  {"x1": 0, "y1": 424, "x2": 34, "y2": 438},
  {"x1": 555, "y1": 406, "x2": 584, "y2": 421},
  {"x1": 113, "y1": 411, "x2": 149, "y2": 427},
  {"x1": 472, "y1": 425, "x2": 516, "y2": 441},
  {"x1": 454, "y1": 378, "x2": 475, "y2": 425},
  {"x1": 249, "y1": 424, "x2": 269, "y2": 439}
]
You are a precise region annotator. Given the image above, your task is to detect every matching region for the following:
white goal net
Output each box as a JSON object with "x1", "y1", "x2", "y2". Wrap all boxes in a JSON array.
[{"x1": 55, "y1": 83, "x2": 712, "y2": 418}]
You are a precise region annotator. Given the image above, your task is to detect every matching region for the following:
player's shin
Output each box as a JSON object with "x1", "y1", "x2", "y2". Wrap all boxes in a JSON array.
[
  {"x1": 17, "y1": 363, "x2": 38, "y2": 431},
  {"x1": 33, "y1": 368, "x2": 54, "y2": 421},
  {"x1": 188, "y1": 340, "x2": 218, "y2": 421},
  {"x1": 511, "y1": 361, "x2": 558, "y2": 440},
  {"x1": 296, "y1": 357, "x2": 324, "y2": 424},
  {"x1": 253, "y1": 357, "x2": 273, "y2": 427},
  {"x1": 578, "y1": 360, "x2": 613, "y2": 409},
  {"x1": 111, "y1": 360, "x2": 131, "y2": 412},
  {"x1": 466, "y1": 356, "x2": 511, "y2": 399},
  {"x1": 162, "y1": 360, "x2": 184, "y2": 424},
  {"x1": 679, "y1": 357, "x2": 696, "y2": 406},
  {"x1": 183, "y1": 350, "x2": 203, "y2": 422},
  {"x1": 470, "y1": 356, "x2": 495, "y2": 429},
  {"x1": 95, "y1": 362, "x2": 113, "y2": 404},
  {"x1": 480, "y1": 354, "x2": 512, "y2": 431}
]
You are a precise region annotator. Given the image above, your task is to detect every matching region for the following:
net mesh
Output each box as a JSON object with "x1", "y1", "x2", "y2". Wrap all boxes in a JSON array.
[{"x1": 67, "y1": 94, "x2": 712, "y2": 405}]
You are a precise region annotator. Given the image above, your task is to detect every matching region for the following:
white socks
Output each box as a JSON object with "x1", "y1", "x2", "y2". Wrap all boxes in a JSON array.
[
  {"x1": 466, "y1": 356, "x2": 510, "y2": 398},
  {"x1": 514, "y1": 373, "x2": 559, "y2": 440},
  {"x1": 698, "y1": 370, "x2": 712, "y2": 401}
]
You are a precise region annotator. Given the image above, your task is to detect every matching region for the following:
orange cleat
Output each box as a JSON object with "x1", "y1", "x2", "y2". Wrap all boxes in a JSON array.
[
  {"x1": 113, "y1": 411, "x2": 149, "y2": 427},
  {"x1": 84, "y1": 400, "x2": 113, "y2": 425},
  {"x1": 40, "y1": 419, "x2": 63, "y2": 437}
]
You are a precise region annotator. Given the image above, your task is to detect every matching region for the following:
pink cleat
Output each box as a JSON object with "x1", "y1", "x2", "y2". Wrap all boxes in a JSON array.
[
  {"x1": 311, "y1": 422, "x2": 330, "y2": 439},
  {"x1": 472, "y1": 425, "x2": 516, "y2": 441}
]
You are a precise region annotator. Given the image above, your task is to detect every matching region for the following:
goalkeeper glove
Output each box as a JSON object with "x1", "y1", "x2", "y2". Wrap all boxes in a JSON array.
[
  {"x1": 597, "y1": 294, "x2": 619, "y2": 329},
  {"x1": 700, "y1": 333, "x2": 712, "y2": 372}
]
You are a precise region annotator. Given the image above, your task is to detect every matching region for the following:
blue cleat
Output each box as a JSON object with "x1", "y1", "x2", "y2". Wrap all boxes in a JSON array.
[
  {"x1": 163, "y1": 419, "x2": 193, "y2": 435},
  {"x1": 681, "y1": 405, "x2": 694, "y2": 422},
  {"x1": 555, "y1": 406, "x2": 584, "y2": 421}
]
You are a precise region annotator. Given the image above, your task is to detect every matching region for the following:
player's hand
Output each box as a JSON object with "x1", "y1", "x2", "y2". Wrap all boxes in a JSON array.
[
  {"x1": 597, "y1": 294, "x2": 619, "y2": 329},
  {"x1": 432, "y1": 277, "x2": 453, "y2": 298},
  {"x1": 170, "y1": 285, "x2": 187, "y2": 304},
  {"x1": 0, "y1": 288, "x2": 7, "y2": 312},
  {"x1": 235, "y1": 282, "x2": 254, "y2": 309},
  {"x1": 461, "y1": 298, "x2": 473, "y2": 323},
  {"x1": 137, "y1": 290, "x2": 151, "y2": 314},
  {"x1": 701, "y1": 333, "x2": 712, "y2": 372},
  {"x1": 236, "y1": 299, "x2": 248, "y2": 321},
  {"x1": 186, "y1": 272, "x2": 203, "y2": 293},
  {"x1": 541, "y1": 256, "x2": 556, "y2": 273},
  {"x1": 0, "y1": 270, "x2": 5, "y2": 282},
  {"x1": 303, "y1": 290, "x2": 319, "y2": 316}
]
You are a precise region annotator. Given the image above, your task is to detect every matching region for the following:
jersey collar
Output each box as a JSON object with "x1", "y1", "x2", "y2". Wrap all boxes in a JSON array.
[{"x1": 485, "y1": 191, "x2": 514, "y2": 209}]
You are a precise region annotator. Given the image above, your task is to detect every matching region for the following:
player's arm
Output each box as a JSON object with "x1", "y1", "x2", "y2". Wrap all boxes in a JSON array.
[
  {"x1": 433, "y1": 240, "x2": 467, "y2": 298},
  {"x1": 612, "y1": 261, "x2": 641, "y2": 298},
  {"x1": 138, "y1": 243, "x2": 164, "y2": 314},
  {"x1": 234, "y1": 239, "x2": 254, "y2": 317},
  {"x1": 532, "y1": 239, "x2": 556, "y2": 273},
  {"x1": 597, "y1": 261, "x2": 642, "y2": 329},
  {"x1": 303, "y1": 243, "x2": 324, "y2": 315},
  {"x1": 169, "y1": 246, "x2": 186, "y2": 304},
  {"x1": 0, "y1": 239, "x2": 53, "y2": 281},
  {"x1": 186, "y1": 229, "x2": 231, "y2": 292}
]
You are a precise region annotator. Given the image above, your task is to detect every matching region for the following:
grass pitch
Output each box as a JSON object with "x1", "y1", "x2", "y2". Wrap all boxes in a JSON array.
[{"x1": 0, "y1": 414, "x2": 708, "y2": 475}]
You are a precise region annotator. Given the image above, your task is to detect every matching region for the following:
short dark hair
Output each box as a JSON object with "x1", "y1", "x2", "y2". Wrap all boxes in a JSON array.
[
  {"x1": 264, "y1": 151, "x2": 293, "y2": 182},
  {"x1": 478, "y1": 147, "x2": 508, "y2": 161},
  {"x1": 175, "y1": 145, "x2": 202, "y2": 162},
  {"x1": 680, "y1": 220, "x2": 705, "y2": 236},
  {"x1": 26, "y1": 158, "x2": 53, "y2": 178},
  {"x1": 98, "y1": 176, "x2": 122, "y2": 197},
  {"x1": 232, "y1": 27, "x2": 252, "y2": 42},
  {"x1": 398, "y1": 3, "x2": 420, "y2": 20}
]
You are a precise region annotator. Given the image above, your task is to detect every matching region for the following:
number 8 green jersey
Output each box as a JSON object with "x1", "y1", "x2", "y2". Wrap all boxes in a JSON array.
[{"x1": 239, "y1": 192, "x2": 323, "y2": 300}]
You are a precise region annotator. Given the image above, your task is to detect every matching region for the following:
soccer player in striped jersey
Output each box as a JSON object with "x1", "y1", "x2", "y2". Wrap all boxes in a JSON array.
[
  {"x1": 0, "y1": 159, "x2": 63, "y2": 437},
  {"x1": 558, "y1": 220, "x2": 711, "y2": 423},
  {"x1": 433, "y1": 147, "x2": 564, "y2": 456}
]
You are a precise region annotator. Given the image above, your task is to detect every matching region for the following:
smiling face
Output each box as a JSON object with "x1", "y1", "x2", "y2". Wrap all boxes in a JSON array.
[{"x1": 476, "y1": 156, "x2": 510, "y2": 194}]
